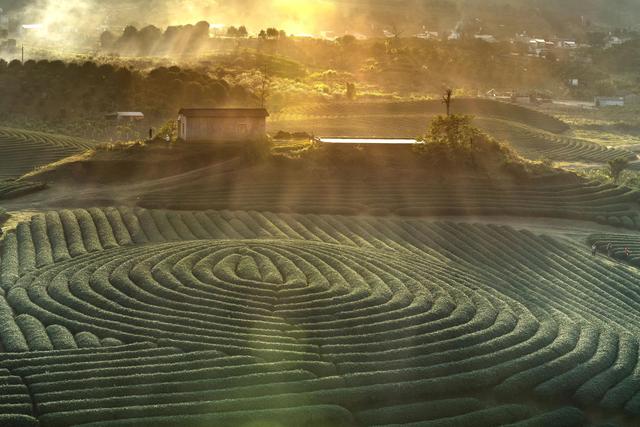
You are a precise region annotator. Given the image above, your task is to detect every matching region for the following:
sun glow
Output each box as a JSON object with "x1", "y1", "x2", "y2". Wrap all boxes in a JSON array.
[
  {"x1": 172, "y1": 0, "x2": 338, "y2": 36},
  {"x1": 269, "y1": 0, "x2": 337, "y2": 35},
  {"x1": 13, "y1": 0, "x2": 344, "y2": 49}
]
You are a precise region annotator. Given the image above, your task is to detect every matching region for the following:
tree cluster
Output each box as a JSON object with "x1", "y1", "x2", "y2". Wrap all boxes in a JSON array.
[
  {"x1": 0, "y1": 59, "x2": 254, "y2": 138},
  {"x1": 258, "y1": 28, "x2": 287, "y2": 40},
  {"x1": 417, "y1": 114, "x2": 525, "y2": 175},
  {"x1": 100, "y1": 21, "x2": 212, "y2": 56},
  {"x1": 226, "y1": 26, "x2": 249, "y2": 38}
]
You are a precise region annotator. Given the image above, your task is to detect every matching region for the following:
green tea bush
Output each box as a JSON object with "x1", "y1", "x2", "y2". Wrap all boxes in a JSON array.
[
  {"x1": 46, "y1": 325, "x2": 78, "y2": 350},
  {"x1": 503, "y1": 406, "x2": 585, "y2": 427},
  {"x1": 15, "y1": 314, "x2": 53, "y2": 352},
  {"x1": 68, "y1": 405, "x2": 355, "y2": 427},
  {"x1": 0, "y1": 211, "x2": 637, "y2": 425}
]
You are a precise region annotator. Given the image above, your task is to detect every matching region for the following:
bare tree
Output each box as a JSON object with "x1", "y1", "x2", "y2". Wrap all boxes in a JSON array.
[{"x1": 442, "y1": 89, "x2": 453, "y2": 116}]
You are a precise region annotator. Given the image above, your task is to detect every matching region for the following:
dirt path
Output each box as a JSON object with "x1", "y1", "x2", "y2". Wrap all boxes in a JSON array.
[{"x1": 3, "y1": 159, "x2": 242, "y2": 210}]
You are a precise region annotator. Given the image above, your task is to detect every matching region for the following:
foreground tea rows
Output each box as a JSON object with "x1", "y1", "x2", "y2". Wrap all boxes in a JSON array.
[
  {"x1": 0, "y1": 209, "x2": 638, "y2": 425},
  {"x1": 138, "y1": 179, "x2": 640, "y2": 230}
]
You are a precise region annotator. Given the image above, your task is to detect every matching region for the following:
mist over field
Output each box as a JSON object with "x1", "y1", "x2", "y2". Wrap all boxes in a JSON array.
[{"x1": 2, "y1": 0, "x2": 640, "y2": 47}]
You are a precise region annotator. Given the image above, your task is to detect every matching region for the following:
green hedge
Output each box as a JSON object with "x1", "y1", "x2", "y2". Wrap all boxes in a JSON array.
[{"x1": 70, "y1": 405, "x2": 355, "y2": 427}]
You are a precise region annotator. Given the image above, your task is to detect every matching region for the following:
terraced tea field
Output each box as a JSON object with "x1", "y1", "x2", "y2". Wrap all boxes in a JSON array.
[
  {"x1": 476, "y1": 118, "x2": 636, "y2": 163},
  {"x1": 587, "y1": 233, "x2": 640, "y2": 266},
  {"x1": 276, "y1": 98, "x2": 570, "y2": 133},
  {"x1": 269, "y1": 114, "x2": 634, "y2": 164},
  {"x1": 0, "y1": 128, "x2": 94, "y2": 179},
  {"x1": 138, "y1": 177, "x2": 640, "y2": 230},
  {"x1": 0, "y1": 181, "x2": 47, "y2": 201},
  {"x1": 0, "y1": 208, "x2": 638, "y2": 426}
]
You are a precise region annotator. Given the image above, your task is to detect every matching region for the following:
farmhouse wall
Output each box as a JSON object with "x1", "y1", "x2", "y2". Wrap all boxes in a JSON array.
[{"x1": 179, "y1": 116, "x2": 267, "y2": 142}]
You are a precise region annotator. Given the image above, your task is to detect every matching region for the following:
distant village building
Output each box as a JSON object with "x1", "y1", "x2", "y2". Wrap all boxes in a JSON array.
[
  {"x1": 178, "y1": 108, "x2": 269, "y2": 142},
  {"x1": 594, "y1": 97, "x2": 625, "y2": 107},
  {"x1": 605, "y1": 36, "x2": 627, "y2": 49},
  {"x1": 474, "y1": 34, "x2": 497, "y2": 43},
  {"x1": 555, "y1": 39, "x2": 577, "y2": 49},
  {"x1": 523, "y1": 38, "x2": 556, "y2": 56},
  {"x1": 528, "y1": 38, "x2": 546, "y2": 55},
  {"x1": 416, "y1": 31, "x2": 439, "y2": 40}
]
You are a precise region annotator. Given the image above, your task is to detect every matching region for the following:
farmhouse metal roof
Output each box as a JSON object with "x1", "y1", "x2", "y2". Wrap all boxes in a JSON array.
[
  {"x1": 179, "y1": 108, "x2": 269, "y2": 118},
  {"x1": 105, "y1": 112, "x2": 145, "y2": 120},
  {"x1": 106, "y1": 112, "x2": 145, "y2": 117}
]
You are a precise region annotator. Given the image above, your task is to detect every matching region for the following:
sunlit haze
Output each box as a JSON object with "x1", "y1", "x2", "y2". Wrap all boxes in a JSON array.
[{"x1": 1, "y1": 2, "x2": 640, "y2": 427}]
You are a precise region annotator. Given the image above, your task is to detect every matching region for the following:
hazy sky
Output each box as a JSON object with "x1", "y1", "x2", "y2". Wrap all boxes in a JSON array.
[
  {"x1": 0, "y1": 0, "x2": 433, "y2": 33},
  {"x1": 2, "y1": 0, "x2": 639, "y2": 45},
  {"x1": 2, "y1": 0, "x2": 365, "y2": 32}
]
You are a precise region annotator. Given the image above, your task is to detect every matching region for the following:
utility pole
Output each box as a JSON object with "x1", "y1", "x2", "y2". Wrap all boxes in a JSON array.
[
  {"x1": 442, "y1": 88, "x2": 453, "y2": 116},
  {"x1": 21, "y1": 44, "x2": 24, "y2": 63}
]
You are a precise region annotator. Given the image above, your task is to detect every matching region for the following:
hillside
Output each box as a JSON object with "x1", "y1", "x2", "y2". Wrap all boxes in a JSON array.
[
  {"x1": 270, "y1": 100, "x2": 635, "y2": 165},
  {"x1": 1, "y1": 99, "x2": 640, "y2": 426},
  {"x1": 7, "y1": 132, "x2": 638, "y2": 233},
  {"x1": 275, "y1": 99, "x2": 571, "y2": 134}
]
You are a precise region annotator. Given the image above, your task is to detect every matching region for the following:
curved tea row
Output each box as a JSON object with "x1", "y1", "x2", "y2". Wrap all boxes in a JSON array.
[
  {"x1": 276, "y1": 99, "x2": 570, "y2": 133},
  {"x1": 475, "y1": 118, "x2": 636, "y2": 163},
  {"x1": 0, "y1": 128, "x2": 93, "y2": 179},
  {"x1": 587, "y1": 233, "x2": 640, "y2": 266},
  {"x1": 269, "y1": 115, "x2": 633, "y2": 164},
  {"x1": 0, "y1": 209, "x2": 639, "y2": 426},
  {"x1": 0, "y1": 180, "x2": 47, "y2": 201},
  {"x1": 138, "y1": 179, "x2": 640, "y2": 230}
]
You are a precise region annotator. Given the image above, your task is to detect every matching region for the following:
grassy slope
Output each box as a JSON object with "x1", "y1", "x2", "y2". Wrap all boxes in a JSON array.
[
  {"x1": 270, "y1": 99, "x2": 636, "y2": 164},
  {"x1": 269, "y1": 115, "x2": 634, "y2": 163},
  {"x1": 12, "y1": 136, "x2": 640, "y2": 231},
  {"x1": 275, "y1": 99, "x2": 571, "y2": 134}
]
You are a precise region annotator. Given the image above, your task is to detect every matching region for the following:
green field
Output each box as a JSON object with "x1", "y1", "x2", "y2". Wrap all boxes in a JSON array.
[
  {"x1": 138, "y1": 176, "x2": 640, "y2": 230},
  {"x1": 587, "y1": 233, "x2": 640, "y2": 265},
  {"x1": 269, "y1": 115, "x2": 635, "y2": 164},
  {"x1": 0, "y1": 180, "x2": 47, "y2": 201},
  {"x1": 276, "y1": 99, "x2": 571, "y2": 134},
  {"x1": 0, "y1": 128, "x2": 94, "y2": 179},
  {"x1": 0, "y1": 99, "x2": 639, "y2": 426},
  {"x1": 269, "y1": 99, "x2": 637, "y2": 166},
  {"x1": 0, "y1": 208, "x2": 637, "y2": 425}
]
